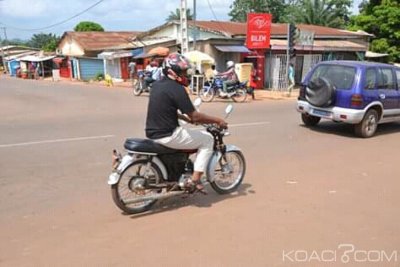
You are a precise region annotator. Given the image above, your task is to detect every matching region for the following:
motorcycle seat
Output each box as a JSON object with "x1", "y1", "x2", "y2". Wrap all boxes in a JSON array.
[{"x1": 124, "y1": 138, "x2": 179, "y2": 155}]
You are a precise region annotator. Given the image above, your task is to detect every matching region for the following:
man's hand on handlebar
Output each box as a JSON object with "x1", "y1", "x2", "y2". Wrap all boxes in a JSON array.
[{"x1": 218, "y1": 120, "x2": 228, "y2": 129}]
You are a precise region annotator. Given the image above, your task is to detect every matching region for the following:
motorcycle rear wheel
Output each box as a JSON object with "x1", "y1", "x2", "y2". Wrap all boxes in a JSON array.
[
  {"x1": 199, "y1": 87, "x2": 215, "y2": 102},
  {"x1": 209, "y1": 151, "x2": 246, "y2": 194},
  {"x1": 231, "y1": 88, "x2": 247, "y2": 103},
  {"x1": 111, "y1": 160, "x2": 163, "y2": 214},
  {"x1": 133, "y1": 79, "x2": 144, "y2": 96}
]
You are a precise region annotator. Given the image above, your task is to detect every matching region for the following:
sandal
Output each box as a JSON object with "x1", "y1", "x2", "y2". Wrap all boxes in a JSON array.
[{"x1": 185, "y1": 179, "x2": 208, "y2": 195}]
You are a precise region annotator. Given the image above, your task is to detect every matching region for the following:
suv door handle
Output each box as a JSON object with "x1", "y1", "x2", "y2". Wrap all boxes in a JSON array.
[{"x1": 379, "y1": 94, "x2": 386, "y2": 99}]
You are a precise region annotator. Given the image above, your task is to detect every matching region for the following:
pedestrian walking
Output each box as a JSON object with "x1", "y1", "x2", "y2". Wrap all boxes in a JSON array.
[{"x1": 287, "y1": 63, "x2": 295, "y2": 97}]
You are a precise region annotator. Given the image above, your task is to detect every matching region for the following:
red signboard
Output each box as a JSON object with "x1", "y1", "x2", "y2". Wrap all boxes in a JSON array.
[{"x1": 246, "y1": 13, "x2": 272, "y2": 49}]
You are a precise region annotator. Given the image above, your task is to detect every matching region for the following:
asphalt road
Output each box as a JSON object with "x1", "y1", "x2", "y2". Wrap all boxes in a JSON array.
[{"x1": 1, "y1": 76, "x2": 400, "y2": 267}]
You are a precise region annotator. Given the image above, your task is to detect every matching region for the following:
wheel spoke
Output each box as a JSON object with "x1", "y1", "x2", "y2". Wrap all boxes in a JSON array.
[
  {"x1": 213, "y1": 152, "x2": 244, "y2": 191},
  {"x1": 116, "y1": 162, "x2": 160, "y2": 209}
]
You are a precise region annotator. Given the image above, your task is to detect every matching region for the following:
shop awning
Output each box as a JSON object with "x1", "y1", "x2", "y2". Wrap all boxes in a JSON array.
[
  {"x1": 4, "y1": 51, "x2": 37, "y2": 61},
  {"x1": 131, "y1": 48, "x2": 143, "y2": 57},
  {"x1": 183, "y1": 50, "x2": 215, "y2": 64},
  {"x1": 214, "y1": 45, "x2": 250, "y2": 53},
  {"x1": 134, "y1": 52, "x2": 152, "y2": 59},
  {"x1": 18, "y1": 55, "x2": 55, "y2": 62},
  {"x1": 53, "y1": 57, "x2": 66, "y2": 64},
  {"x1": 365, "y1": 51, "x2": 389, "y2": 58},
  {"x1": 147, "y1": 46, "x2": 169, "y2": 56},
  {"x1": 98, "y1": 50, "x2": 134, "y2": 60},
  {"x1": 270, "y1": 39, "x2": 367, "y2": 52}
]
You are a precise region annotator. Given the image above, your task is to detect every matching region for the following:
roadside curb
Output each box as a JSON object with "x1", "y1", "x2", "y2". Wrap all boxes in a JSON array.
[
  {"x1": 254, "y1": 90, "x2": 299, "y2": 100},
  {"x1": 1, "y1": 75, "x2": 299, "y2": 100}
]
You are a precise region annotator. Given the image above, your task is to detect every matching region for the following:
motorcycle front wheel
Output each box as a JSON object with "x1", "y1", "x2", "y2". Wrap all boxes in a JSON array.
[
  {"x1": 199, "y1": 86, "x2": 215, "y2": 102},
  {"x1": 111, "y1": 160, "x2": 162, "y2": 214},
  {"x1": 231, "y1": 88, "x2": 247, "y2": 103},
  {"x1": 209, "y1": 151, "x2": 246, "y2": 194}
]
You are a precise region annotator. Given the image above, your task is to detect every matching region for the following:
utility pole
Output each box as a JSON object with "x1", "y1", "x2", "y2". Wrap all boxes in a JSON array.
[
  {"x1": 193, "y1": 0, "x2": 196, "y2": 51},
  {"x1": 180, "y1": 0, "x2": 189, "y2": 54},
  {"x1": 286, "y1": 23, "x2": 290, "y2": 89},
  {"x1": 0, "y1": 26, "x2": 7, "y2": 73}
]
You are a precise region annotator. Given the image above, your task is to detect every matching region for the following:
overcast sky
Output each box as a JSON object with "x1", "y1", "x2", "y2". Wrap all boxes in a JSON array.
[{"x1": 0, "y1": 0, "x2": 362, "y2": 40}]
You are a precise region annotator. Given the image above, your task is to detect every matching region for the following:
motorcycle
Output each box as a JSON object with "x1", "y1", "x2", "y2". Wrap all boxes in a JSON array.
[
  {"x1": 132, "y1": 70, "x2": 154, "y2": 96},
  {"x1": 199, "y1": 77, "x2": 248, "y2": 103},
  {"x1": 108, "y1": 99, "x2": 246, "y2": 214}
]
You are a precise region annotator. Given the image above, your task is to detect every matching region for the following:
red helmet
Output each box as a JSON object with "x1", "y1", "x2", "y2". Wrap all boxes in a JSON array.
[{"x1": 162, "y1": 53, "x2": 193, "y2": 86}]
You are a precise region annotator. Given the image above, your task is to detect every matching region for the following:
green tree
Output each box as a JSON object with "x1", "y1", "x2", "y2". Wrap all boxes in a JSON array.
[
  {"x1": 358, "y1": 0, "x2": 381, "y2": 14},
  {"x1": 0, "y1": 38, "x2": 28, "y2": 46},
  {"x1": 166, "y1": 8, "x2": 193, "y2": 21},
  {"x1": 74, "y1": 21, "x2": 104, "y2": 32},
  {"x1": 348, "y1": 0, "x2": 400, "y2": 62},
  {"x1": 287, "y1": 0, "x2": 352, "y2": 28},
  {"x1": 229, "y1": 0, "x2": 287, "y2": 23},
  {"x1": 42, "y1": 38, "x2": 59, "y2": 52},
  {"x1": 27, "y1": 33, "x2": 59, "y2": 51}
]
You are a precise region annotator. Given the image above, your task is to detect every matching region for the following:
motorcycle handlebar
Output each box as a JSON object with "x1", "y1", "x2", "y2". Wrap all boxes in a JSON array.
[{"x1": 202, "y1": 123, "x2": 227, "y2": 132}]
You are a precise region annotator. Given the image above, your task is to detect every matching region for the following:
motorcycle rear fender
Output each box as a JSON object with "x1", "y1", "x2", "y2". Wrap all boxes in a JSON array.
[
  {"x1": 151, "y1": 156, "x2": 168, "y2": 180},
  {"x1": 108, "y1": 154, "x2": 135, "y2": 185},
  {"x1": 206, "y1": 144, "x2": 242, "y2": 182},
  {"x1": 107, "y1": 154, "x2": 168, "y2": 185}
]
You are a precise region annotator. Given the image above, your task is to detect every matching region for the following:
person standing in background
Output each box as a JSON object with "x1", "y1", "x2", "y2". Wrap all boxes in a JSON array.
[
  {"x1": 204, "y1": 64, "x2": 217, "y2": 82},
  {"x1": 287, "y1": 63, "x2": 295, "y2": 97},
  {"x1": 128, "y1": 61, "x2": 136, "y2": 80}
]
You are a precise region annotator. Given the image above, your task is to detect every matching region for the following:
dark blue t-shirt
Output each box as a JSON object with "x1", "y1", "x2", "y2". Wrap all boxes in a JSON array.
[{"x1": 145, "y1": 78, "x2": 195, "y2": 139}]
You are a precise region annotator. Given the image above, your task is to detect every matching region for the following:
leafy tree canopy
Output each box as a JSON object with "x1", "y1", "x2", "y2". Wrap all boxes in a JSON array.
[
  {"x1": 166, "y1": 8, "x2": 193, "y2": 21},
  {"x1": 229, "y1": 0, "x2": 351, "y2": 27},
  {"x1": 229, "y1": 0, "x2": 287, "y2": 23},
  {"x1": 74, "y1": 21, "x2": 104, "y2": 32},
  {"x1": 27, "y1": 33, "x2": 60, "y2": 52},
  {"x1": 0, "y1": 38, "x2": 27, "y2": 46},
  {"x1": 348, "y1": 0, "x2": 400, "y2": 62},
  {"x1": 287, "y1": 0, "x2": 352, "y2": 28}
]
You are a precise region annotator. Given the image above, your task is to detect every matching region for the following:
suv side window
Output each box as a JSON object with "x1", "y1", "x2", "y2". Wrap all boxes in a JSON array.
[
  {"x1": 396, "y1": 69, "x2": 400, "y2": 90},
  {"x1": 364, "y1": 68, "x2": 377, "y2": 90},
  {"x1": 377, "y1": 68, "x2": 395, "y2": 90}
]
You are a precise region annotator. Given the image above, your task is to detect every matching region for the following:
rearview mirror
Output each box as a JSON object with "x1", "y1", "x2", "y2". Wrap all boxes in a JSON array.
[
  {"x1": 225, "y1": 104, "x2": 233, "y2": 115},
  {"x1": 193, "y1": 98, "x2": 202, "y2": 108}
]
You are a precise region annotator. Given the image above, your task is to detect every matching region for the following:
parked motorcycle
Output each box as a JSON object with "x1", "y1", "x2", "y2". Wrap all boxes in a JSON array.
[
  {"x1": 132, "y1": 70, "x2": 154, "y2": 96},
  {"x1": 199, "y1": 77, "x2": 248, "y2": 103},
  {"x1": 108, "y1": 100, "x2": 246, "y2": 214}
]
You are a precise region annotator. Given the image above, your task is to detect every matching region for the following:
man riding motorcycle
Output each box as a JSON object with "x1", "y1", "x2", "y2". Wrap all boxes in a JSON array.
[
  {"x1": 145, "y1": 53, "x2": 228, "y2": 193},
  {"x1": 144, "y1": 61, "x2": 158, "y2": 88},
  {"x1": 217, "y1": 61, "x2": 239, "y2": 95}
]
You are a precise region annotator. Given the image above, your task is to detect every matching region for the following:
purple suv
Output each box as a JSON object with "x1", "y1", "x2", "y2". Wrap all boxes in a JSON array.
[{"x1": 297, "y1": 61, "x2": 400, "y2": 138}]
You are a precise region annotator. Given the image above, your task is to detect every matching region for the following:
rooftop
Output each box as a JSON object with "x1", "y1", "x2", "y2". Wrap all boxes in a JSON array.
[
  {"x1": 61, "y1": 31, "x2": 142, "y2": 51},
  {"x1": 189, "y1": 20, "x2": 371, "y2": 38}
]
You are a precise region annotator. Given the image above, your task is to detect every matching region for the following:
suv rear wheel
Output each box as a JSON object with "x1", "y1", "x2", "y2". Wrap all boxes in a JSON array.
[
  {"x1": 301, "y1": 113, "x2": 321, "y2": 126},
  {"x1": 354, "y1": 109, "x2": 378, "y2": 138}
]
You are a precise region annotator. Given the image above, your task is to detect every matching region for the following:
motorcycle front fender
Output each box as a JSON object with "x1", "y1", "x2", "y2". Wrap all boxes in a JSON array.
[{"x1": 206, "y1": 144, "x2": 242, "y2": 182}]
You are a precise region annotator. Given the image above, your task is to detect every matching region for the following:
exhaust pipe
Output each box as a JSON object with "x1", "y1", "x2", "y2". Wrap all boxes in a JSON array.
[{"x1": 123, "y1": 190, "x2": 185, "y2": 205}]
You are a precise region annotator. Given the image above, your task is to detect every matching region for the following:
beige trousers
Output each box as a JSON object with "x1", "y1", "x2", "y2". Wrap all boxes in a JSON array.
[{"x1": 154, "y1": 127, "x2": 214, "y2": 172}]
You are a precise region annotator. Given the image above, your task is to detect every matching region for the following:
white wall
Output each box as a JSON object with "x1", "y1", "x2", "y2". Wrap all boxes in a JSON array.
[
  {"x1": 145, "y1": 24, "x2": 227, "y2": 44},
  {"x1": 148, "y1": 25, "x2": 176, "y2": 39},
  {"x1": 59, "y1": 38, "x2": 84, "y2": 56},
  {"x1": 105, "y1": 59, "x2": 121, "y2": 78}
]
